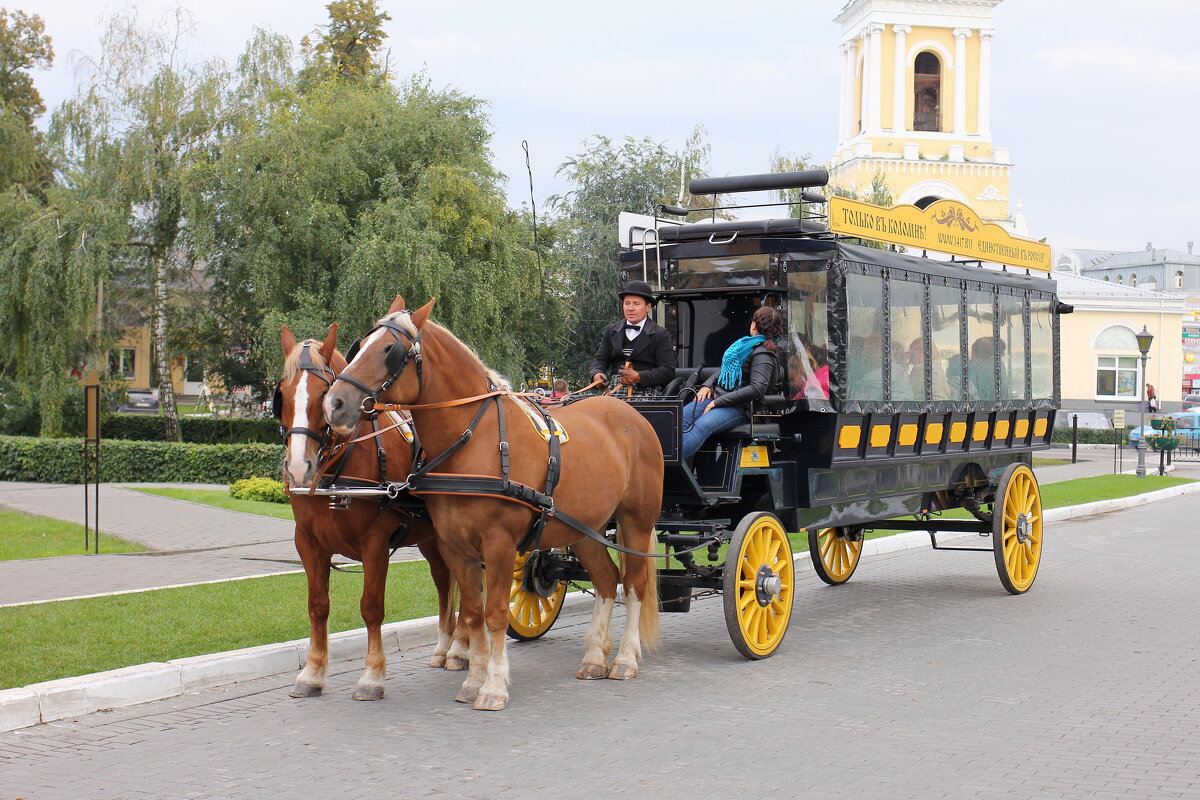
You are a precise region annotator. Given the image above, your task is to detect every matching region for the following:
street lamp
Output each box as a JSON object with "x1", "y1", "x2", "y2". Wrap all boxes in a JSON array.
[{"x1": 1135, "y1": 325, "x2": 1154, "y2": 478}]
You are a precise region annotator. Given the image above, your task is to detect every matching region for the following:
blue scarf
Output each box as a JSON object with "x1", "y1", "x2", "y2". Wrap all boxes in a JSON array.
[{"x1": 717, "y1": 335, "x2": 765, "y2": 389}]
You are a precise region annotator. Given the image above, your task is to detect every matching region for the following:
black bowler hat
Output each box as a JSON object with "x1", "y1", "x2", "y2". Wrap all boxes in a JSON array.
[{"x1": 618, "y1": 280, "x2": 656, "y2": 304}]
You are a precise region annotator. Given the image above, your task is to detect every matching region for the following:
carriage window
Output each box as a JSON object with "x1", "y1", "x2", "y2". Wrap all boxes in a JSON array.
[
  {"x1": 998, "y1": 293, "x2": 1026, "y2": 401},
  {"x1": 109, "y1": 347, "x2": 136, "y2": 381},
  {"x1": 962, "y1": 288, "x2": 996, "y2": 402},
  {"x1": 929, "y1": 282, "x2": 963, "y2": 401},
  {"x1": 1030, "y1": 299, "x2": 1054, "y2": 399},
  {"x1": 673, "y1": 254, "x2": 770, "y2": 290},
  {"x1": 889, "y1": 278, "x2": 924, "y2": 401},
  {"x1": 846, "y1": 272, "x2": 885, "y2": 401},
  {"x1": 787, "y1": 269, "x2": 829, "y2": 399}
]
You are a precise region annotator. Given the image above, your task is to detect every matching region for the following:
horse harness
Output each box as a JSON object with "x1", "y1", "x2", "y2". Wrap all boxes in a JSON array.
[{"x1": 336, "y1": 314, "x2": 718, "y2": 560}]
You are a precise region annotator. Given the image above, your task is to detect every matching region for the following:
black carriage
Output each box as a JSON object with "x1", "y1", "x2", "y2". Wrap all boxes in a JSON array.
[{"x1": 509, "y1": 170, "x2": 1067, "y2": 659}]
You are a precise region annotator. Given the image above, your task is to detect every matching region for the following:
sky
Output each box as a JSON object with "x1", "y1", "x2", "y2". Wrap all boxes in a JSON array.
[{"x1": 24, "y1": 0, "x2": 1200, "y2": 256}]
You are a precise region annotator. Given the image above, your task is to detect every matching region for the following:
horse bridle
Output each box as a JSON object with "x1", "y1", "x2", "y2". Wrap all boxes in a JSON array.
[
  {"x1": 334, "y1": 315, "x2": 423, "y2": 416},
  {"x1": 274, "y1": 340, "x2": 337, "y2": 447}
]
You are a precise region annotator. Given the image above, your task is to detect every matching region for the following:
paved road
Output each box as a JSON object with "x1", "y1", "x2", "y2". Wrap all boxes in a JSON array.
[{"x1": 2, "y1": 495, "x2": 1197, "y2": 799}]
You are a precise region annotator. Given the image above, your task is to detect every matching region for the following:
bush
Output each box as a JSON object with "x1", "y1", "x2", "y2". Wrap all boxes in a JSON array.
[
  {"x1": 230, "y1": 477, "x2": 289, "y2": 503},
  {"x1": 100, "y1": 414, "x2": 280, "y2": 445},
  {"x1": 1050, "y1": 426, "x2": 1133, "y2": 445},
  {"x1": 0, "y1": 435, "x2": 284, "y2": 484}
]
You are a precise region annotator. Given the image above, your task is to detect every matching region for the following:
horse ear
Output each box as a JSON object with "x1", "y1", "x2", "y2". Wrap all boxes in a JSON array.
[
  {"x1": 411, "y1": 298, "x2": 436, "y2": 328},
  {"x1": 281, "y1": 325, "x2": 296, "y2": 356},
  {"x1": 318, "y1": 323, "x2": 338, "y2": 362},
  {"x1": 388, "y1": 295, "x2": 406, "y2": 314}
]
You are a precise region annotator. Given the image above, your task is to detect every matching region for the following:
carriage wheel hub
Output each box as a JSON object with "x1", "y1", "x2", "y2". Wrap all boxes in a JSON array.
[
  {"x1": 755, "y1": 565, "x2": 781, "y2": 605},
  {"x1": 1015, "y1": 513, "x2": 1031, "y2": 544}
]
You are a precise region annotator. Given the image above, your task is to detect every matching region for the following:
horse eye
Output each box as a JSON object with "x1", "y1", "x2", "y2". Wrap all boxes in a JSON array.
[{"x1": 383, "y1": 344, "x2": 394, "y2": 353}]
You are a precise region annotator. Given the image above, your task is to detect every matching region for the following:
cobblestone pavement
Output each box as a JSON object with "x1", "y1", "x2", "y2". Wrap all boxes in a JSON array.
[{"x1": 2, "y1": 496, "x2": 1198, "y2": 799}]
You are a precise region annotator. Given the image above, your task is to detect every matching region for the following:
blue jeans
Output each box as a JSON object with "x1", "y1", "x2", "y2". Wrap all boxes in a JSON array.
[{"x1": 681, "y1": 400, "x2": 748, "y2": 460}]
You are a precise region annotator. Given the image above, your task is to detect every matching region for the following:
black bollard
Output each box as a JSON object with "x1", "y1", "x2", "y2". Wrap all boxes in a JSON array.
[{"x1": 1072, "y1": 414, "x2": 1078, "y2": 463}]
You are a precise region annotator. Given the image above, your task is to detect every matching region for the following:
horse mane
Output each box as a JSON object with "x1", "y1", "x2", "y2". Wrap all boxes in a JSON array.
[
  {"x1": 283, "y1": 340, "x2": 345, "y2": 381},
  {"x1": 380, "y1": 311, "x2": 509, "y2": 389}
]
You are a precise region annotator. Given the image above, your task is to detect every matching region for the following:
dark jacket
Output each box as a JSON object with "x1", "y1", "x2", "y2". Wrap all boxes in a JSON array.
[
  {"x1": 705, "y1": 344, "x2": 779, "y2": 410},
  {"x1": 587, "y1": 317, "x2": 677, "y2": 388}
]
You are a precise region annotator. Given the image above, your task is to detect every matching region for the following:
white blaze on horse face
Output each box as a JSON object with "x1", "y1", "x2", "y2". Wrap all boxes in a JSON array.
[{"x1": 284, "y1": 377, "x2": 312, "y2": 486}]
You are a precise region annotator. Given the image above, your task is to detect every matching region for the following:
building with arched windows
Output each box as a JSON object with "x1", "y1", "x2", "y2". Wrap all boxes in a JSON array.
[{"x1": 828, "y1": 0, "x2": 1022, "y2": 232}]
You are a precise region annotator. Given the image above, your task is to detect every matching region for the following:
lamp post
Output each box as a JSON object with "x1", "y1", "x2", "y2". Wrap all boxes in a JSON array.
[{"x1": 1135, "y1": 325, "x2": 1154, "y2": 478}]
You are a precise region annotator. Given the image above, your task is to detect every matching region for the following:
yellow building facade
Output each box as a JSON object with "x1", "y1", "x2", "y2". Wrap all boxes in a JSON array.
[{"x1": 829, "y1": 0, "x2": 1019, "y2": 230}]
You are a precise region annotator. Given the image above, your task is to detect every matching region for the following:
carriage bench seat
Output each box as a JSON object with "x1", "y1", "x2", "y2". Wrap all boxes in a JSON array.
[{"x1": 720, "y1": 423, "x2": 780, "y2": 439}]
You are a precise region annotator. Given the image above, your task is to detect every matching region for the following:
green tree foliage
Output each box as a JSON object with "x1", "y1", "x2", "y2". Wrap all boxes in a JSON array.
[
  {"x1": 196, "y1": 71, "x2": 556, "y2": 387},
  {"x1": 550, "y1": 128, "x2": 712, "y2": 379},
  {"x1": 0, "y1": 8, "x2": 54, "y2": 192},
  {"x1": 298, "y1": 0, "x2": 391, "y2": 88},
  {"x1": 829, "y1": 170, "x2": 895, "y2": 249}
]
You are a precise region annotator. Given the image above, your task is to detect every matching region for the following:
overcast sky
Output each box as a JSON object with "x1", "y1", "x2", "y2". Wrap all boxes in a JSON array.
[{"x1": 26, "y1": 0, "x2": 1200, "y2": 255}]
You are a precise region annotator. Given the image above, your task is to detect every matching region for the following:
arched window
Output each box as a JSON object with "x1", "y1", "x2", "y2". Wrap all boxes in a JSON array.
[
  {"x1": 1094, "y1": 324, "x2": 1141, "y2": 399},
  {"x1": 1103, "y1": 275, "x2": 1110, "y2": 281},
  {"x1": 1116, "y1": 275, "x2": 1123, "y2": 285},
  {"x1": 1095, "y1": 325, "x2": 1139, "y2": 350},
  {"x1": 1129, "y1": 273, "x2": 1137, "y2": 287},
  {"x1": 913, "y1": 52, "x2": 941, "y2": 132},
  {"x1": 1176, "y1": 270, "x2": 1185, "y2": 289},
  {"x1": 914, "y1": 195, "x2": 941, "y2": 210}
]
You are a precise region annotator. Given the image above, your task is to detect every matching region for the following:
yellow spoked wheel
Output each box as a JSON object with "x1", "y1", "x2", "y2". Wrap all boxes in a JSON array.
[
  {"x1": 809, "y1": 527, "x2": 863, "y2": 585},
  {"x1": 723, "y1": 512, "x2": 795, "y2": 660},
  {"x1": 992, "y1": 463, "x2": 1043, "y2": 595},
  {"x1": 507, "y1": 550, "x2": 567, "y2": 641}
]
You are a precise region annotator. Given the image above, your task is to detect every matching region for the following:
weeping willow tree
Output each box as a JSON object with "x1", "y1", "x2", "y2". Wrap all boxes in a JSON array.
[{"x1": 49, "y1": 7, "x2": 228, "y2": 440}]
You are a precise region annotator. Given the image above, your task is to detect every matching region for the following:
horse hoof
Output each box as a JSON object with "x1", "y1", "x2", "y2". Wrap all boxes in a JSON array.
[
  {"x1": 428, "y1": 655, "x2": 447, "y2": 668},
  {"x1": 352, "y1": 685, "x2": 385, "y2": 701},
  {"x1": 473, "y1": 692, "x2": 508, "y2": 712},
  {"x1": 607, "y1": 663, "x2": 638, "y2": 680},
  {"x1": 444, "y1": 656, "x2": 469, "y2": 672},
  {"x1": 575, "y1": 663, "x2": 608, "y2": 680},
  {"x1": 289, "y1": 682, "x2": 323, "y2": 698},
  {"x1": 455, "y1": 684, "x2": 480, "y2": 704}
]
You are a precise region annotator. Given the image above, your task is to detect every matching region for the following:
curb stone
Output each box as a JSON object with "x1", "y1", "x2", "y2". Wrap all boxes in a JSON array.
[{"x1": 3, "y1": 480, "x2": 1199, "y2": 733}]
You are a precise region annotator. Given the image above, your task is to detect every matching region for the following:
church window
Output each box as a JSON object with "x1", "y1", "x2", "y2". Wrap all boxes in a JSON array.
[
  {"x1": 914, "y1": 195, "x2": 940, "y2": 210},
  {"x1": 1129, "y1": 273, "x2": 1137, "y2": 287},
  {"x1": 1102, "y1": 276, "x2": 1110, "y2": 281},
  {"x1": 913, "y1": 52, "x2": 941, "y2": 132},
  {"x1": 1116, "y1": 275, "x2": 1123, "y2": 284}
]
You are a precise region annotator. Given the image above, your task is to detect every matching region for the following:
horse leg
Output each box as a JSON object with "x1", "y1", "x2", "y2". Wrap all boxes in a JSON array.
[
  {"x1": 291, "y1": 535, "x2": 332, "y2": 698},
  {"x1": 473, "y1": 543, "x2": 518, "y2": 711},
  {"x1": 572, "y1": 541, "x2": 620, "y2": 680},
  {"x1": 609, "y1": 514, "x2": 662, "y2": 681},
  {"x1": 444, "y1": 555, "x2": 488, "y2": 704},
  {"x1": 417, "y1": 535, "x2": 465, "y2": 669},
  {"x1": 352, "y1": 536, "x2": 390, "y2": 701}
]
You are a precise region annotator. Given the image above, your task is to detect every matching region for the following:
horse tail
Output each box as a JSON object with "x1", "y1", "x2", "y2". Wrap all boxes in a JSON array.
[{"x1": 616, "y1": 528, "x2": 661, "y2": 653}]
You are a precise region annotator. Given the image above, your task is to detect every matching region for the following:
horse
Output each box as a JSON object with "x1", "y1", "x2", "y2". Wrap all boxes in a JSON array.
[
  {"x1": 323, "y1": 297, "x2": 663, "y2": 711},
  {"x1": 276, "y1": 323, "x2": 467, "y2": 701}
]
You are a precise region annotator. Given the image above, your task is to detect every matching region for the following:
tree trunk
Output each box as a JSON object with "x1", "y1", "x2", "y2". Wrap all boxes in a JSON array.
[{"x1": 151, "y1": 250, "x2": 180, "y2": 442}]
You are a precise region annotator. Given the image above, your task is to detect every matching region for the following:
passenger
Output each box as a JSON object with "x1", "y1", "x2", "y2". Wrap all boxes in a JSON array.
[
  {"x1": 681, "y1": 306, "x2": 784, "y2": 460},
  {"x1": 549, "y1": 378, "x2": 568, "y2": 400},
  {"x1": 967, "y1": 337, "x2": 997, "y2": 401},
  {"x1": 793, "y1": 343, "x2": 830, "y2": 400},
  {"x1": 906, "y1": 337, "x2": 950, "y2": 400},
  {"x1": 588, "y1": 280, "x2": 677, "y2": 396}
]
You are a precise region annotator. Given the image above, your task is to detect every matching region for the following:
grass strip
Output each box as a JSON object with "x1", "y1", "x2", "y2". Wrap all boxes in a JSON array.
[
  {"x1": 0, "y1": 509, "x2": 143, "y2": 561},
  {"x1": 0, "y1": 560, "x2": 440, "y2": 690},
  {"x1": 130, "y1": 487, "x2": 295, "y2": 520}
]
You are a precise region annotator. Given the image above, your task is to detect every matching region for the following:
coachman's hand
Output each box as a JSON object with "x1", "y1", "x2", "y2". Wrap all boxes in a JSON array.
[
  {"x1": 592, "y1": 372, "x2": 607, "y2": 385},
  {"x1": 618, "y1": 367, "x2": 640, "y2": 385}
]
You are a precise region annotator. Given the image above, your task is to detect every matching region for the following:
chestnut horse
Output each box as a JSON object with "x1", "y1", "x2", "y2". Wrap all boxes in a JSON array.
[
  {"x1": 323, "y1": 298, "x2": 663, "y2": 711},
  {"x1": 277, "y1": 324, "x2": 466, "y2": 701}
]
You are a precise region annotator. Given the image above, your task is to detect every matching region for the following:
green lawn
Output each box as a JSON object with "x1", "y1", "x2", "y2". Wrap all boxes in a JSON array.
[
  {"x1": 0, "y1": 560, "x2": 441, "y2": 690},
  {"x1": 130, "y1": 487, "x2": 295, "y2": 520},
  {"x1": 0, "y1": 509, "x2": 143, "y2": 561}
]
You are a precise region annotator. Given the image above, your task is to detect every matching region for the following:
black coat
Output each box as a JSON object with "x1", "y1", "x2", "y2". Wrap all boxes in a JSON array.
[
  {"x1": 587, "y1": 318, "x2": 677, "y2": 388},
  {"x1": 705, "y1": 344, "x2": 779, "y2": 411}
]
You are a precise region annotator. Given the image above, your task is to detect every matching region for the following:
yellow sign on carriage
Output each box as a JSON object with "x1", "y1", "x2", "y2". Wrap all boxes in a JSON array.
[{"x1": 828, "y1": 197, "x2": 1052, "y2": 272}]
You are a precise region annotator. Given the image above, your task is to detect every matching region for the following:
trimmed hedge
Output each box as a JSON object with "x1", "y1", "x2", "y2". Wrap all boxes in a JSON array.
[
  {"x1": 230, "y1": 477, "x2": 289, "y2": 503},
  {"x1": 1051, "y1": 426, "x2": 1134, "y2": 445},
  {"x1": 100, "y1": 414, "x2": 280, "y2": 445},
  {"x1": 0, "y1": 435, "x2": 284, "y2": 484}
]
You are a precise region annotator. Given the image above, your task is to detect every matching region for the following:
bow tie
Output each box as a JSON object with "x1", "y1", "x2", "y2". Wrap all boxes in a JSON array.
[{"x1": 624, "y1": 322, "x2": 643, "y2": 331}]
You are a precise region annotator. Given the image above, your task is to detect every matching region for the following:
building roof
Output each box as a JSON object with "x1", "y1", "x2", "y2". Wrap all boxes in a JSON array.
[
  {"x1": 1088, "y1": 248, "x2": 1200, "y2": 269},
  {"x1": 1053, "y1": 271, "x2": 1181, "y2": 302}
]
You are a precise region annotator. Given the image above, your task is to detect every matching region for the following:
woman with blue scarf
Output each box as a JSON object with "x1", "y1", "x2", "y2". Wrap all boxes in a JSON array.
[{"x1": 682, "y1": 306, "x2": 784, "y2": 460}]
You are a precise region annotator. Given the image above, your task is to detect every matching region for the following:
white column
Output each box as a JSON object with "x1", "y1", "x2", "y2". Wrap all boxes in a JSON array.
[
  {"x1": 978, "y1": 29, "x2": 993, "y2": 137},
  {"x1": 838, "y1": 41, "x2": 853, "y2": 144},
  {"x1": 892, "y1": 25, "x2": 911, "y2": 132},
  {"x1": 953, "y1": 28, "x2": 972, "y2": 135},
  {"x1": 845, "y1": 39, "x2": 859, "y2": 139},
  {"x1": 865, "y1": 24, "x2": 884, "y2": 133}
]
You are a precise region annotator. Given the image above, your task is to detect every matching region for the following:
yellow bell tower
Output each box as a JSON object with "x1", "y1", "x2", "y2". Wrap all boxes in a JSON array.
[{"x1": 829, "y1": 0, "x2": 1021, "y2": 231}]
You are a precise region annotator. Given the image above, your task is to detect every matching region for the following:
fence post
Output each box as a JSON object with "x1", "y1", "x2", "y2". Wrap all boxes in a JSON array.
[{"x1": 1071, "y1": 414, "x2": 1078, "y2": 463}]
